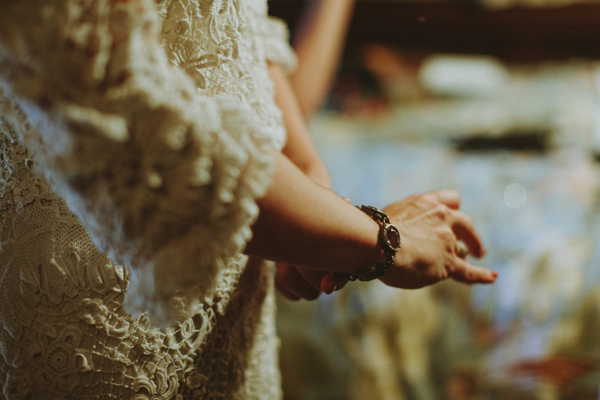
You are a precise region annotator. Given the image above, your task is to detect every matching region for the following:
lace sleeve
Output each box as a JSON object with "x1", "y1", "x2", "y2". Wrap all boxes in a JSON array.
[
  {"x1": 0, "y1": 0, "x2": 273, "y2": 326},
  {"x1": 263, "y1": 17, "x2": 298, "y2": 74}
]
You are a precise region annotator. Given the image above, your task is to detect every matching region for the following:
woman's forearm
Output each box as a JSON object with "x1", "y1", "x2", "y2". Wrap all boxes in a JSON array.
[
  {"x1": 247, "y1": 150, "x2": 497, "y2": 289},
  {"x1": 245, "y1": 149, "x2": 384, "y2": 273}
]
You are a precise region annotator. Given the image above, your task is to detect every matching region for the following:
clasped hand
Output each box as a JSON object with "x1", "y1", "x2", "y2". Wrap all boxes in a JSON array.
[{"x1": 276, "y1": 189, "x2": 497, "y2": 300}]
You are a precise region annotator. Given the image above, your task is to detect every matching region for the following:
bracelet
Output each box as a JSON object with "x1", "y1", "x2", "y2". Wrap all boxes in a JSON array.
[{"x1": 345, "y1": 205, "x2": 401, "y2": 282}]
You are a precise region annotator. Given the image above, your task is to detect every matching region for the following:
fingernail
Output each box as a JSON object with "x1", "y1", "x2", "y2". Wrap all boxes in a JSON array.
[
  {"x1": 492, "y1": 271, "x2": 498, "y2": 279},
  {"x1": 332, "y1": 285, "x2": 339, "y2": 292}
]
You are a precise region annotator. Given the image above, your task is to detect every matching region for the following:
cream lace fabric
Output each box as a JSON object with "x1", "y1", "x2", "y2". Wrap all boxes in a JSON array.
[{"x1": 0, "y1": 0, "x2": 294, "y2": 398}]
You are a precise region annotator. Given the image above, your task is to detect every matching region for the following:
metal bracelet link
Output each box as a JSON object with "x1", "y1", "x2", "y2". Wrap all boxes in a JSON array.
[{"x1": 344, "y1": 205, "x2": 401, "y2": 282}]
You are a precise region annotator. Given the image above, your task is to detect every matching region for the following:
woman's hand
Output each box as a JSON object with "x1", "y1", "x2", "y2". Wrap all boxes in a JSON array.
[
  {"x1": 320, "y1": 189, "x2": 495, "y2": 294},
  {"x1": 381, "y1": 189, "x2": 496, "y2": 288},
  {"x1": 275, "y1": 186, "x2": 496, "y2": 298},
  {"x1": 248, "y1": 153, "x2": 496, "y2": 296},
  {"x1": 275, "y1": 263, "x2": 325, "y2": 300}
]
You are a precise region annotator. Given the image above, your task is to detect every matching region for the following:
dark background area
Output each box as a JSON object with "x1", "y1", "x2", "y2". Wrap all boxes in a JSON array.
[{"x1": 270, "y1": 0, "x2": 600, "y2": 62}]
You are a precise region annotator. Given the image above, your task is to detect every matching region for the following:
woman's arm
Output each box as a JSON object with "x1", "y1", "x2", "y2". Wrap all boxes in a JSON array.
[
  {"x1": 266, "y1": 61, "x2": 495, "y2": 295},
  {"x1": 269, "y1": 61, "x2": 333, "y2": 299},
  {"x1": 246, "y1": 149, "x2": 385, "y2": 272},
  {"x1": 290, "y1": 0, "x2": 356, "y2": 118},
  {"x1": 246, "y1": 150, "x2": 497, "y2": 288}
]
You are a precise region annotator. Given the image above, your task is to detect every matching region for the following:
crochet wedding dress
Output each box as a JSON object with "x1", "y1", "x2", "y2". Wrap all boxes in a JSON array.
[{"x1": 0, "y1": 0, "x2": 296, "y2": 398}]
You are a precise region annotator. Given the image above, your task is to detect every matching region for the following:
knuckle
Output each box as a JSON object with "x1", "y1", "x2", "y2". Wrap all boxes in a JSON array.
[
  {"x1": 421, "y1": 193, "x2": 437, "y2": 203},
  {"x1": 434, "y1": 205, "x2": 450, "y2": 219},
  {"x1": 438, "y1": 269, "x2": 449, "y2": 281},
  {"x1": 440, "y1": 230, "x2": 455, "y2": 242}
]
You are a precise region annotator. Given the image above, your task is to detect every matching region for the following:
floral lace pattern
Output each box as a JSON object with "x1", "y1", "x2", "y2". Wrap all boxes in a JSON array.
[
  {"x1": 159, "y1": 0, "x2": 288, "y2": 150},
  {"x1": 0, "y1": 0, "x2": 295, "y2": 397}
]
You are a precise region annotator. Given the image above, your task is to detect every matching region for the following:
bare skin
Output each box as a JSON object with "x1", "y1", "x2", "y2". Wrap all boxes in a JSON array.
[
  {"x1": 262, "y1": 62, "x2": 495, "y2": 299},
  {"x1": 291, "y1": 0, "x2": 356, "y2": 118},
  {"x1": 269, "y1": 62, "x2": 333, "y2": 300},
  {"x1": 245, "y1": 150, "x2": 497, "y2": 294}
]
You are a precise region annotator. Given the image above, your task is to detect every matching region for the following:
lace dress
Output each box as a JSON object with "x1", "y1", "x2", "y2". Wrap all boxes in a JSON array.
[{"x1": 0, "y1": 0, "x2": 296, "y2": 398}]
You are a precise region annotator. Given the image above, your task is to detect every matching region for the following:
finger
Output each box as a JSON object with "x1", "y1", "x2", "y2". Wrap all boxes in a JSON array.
[
  {"x1": 451, "y1": 259, "x2": 497, "y2": 284},
  {"x1": 320, "y1": 272, "x2": 349, "y2": 294},
  {"x1": 295, "y1": 267, "x2": 327, "y2": 292},
  {"x1": 428, "y1": 189, "x2": 461, "y2": 210},
  {"x1": 275, "y1": 264, "x2": 321, "y2": 300},
  {"x1": 448, "y1": 210, "x2": 485, "y2": 257}
]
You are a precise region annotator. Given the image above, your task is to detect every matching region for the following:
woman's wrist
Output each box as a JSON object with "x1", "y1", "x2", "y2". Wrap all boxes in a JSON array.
[{"x1": 344, "y1": 205, "x2": 401, "y2": 281}]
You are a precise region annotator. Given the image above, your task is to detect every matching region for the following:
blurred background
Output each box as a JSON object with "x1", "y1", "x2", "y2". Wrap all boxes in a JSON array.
[{"x1": 270, "y1": 0, "x2": 600, "y2": 399}]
